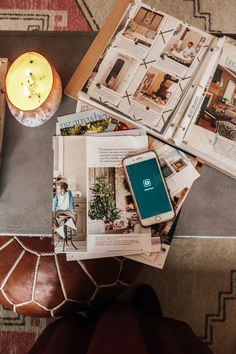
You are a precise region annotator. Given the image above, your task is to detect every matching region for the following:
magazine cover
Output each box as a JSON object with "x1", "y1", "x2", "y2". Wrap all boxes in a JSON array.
[{"x1": 52, "y1": 134, "x2": 152, "y2": 255}]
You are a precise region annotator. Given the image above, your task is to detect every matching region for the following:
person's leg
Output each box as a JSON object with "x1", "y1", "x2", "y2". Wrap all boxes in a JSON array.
[
  {"x1": 55, "y1": 211, "x2": 67, "y2": 227},
  {"x1": 28, "y1": 315, "x2": 95, "y2": 354},
  {"x1": 87, "y1": 301, "x2": 148, "y2": 354},
  {"x1": 146, "y1": 317, "x2": 212, "y2": 354},
  {"x1": 133, "y1": 285, "x2": 213, "y2": 354},
  {"x1": 58, "y1": 211, "x2": 78, "y2": 234}
]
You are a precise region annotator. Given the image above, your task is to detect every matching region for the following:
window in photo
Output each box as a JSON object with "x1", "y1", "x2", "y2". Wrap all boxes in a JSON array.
[{"x1": 105, "y1": 59, "x2": 125, "y2": 90}]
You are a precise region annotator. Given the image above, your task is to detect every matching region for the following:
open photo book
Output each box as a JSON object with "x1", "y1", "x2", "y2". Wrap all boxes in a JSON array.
[{"x1": 65, "y1": 0, "x2": 236, "y2": 179}]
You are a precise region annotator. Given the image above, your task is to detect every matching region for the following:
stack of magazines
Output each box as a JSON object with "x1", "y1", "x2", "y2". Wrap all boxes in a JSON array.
[{"x1": 52, "y1": 102, "x2": 200, "y2": 269}]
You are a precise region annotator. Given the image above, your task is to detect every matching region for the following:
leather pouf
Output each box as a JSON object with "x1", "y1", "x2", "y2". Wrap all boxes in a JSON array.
[{"x1": 0, "y1": 236, "x2": 142, "y2": 317}]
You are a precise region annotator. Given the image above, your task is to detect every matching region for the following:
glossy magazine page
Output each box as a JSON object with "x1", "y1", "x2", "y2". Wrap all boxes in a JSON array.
[{"x1": 178, "y1": 37, "x2": 236, "y2": 179}]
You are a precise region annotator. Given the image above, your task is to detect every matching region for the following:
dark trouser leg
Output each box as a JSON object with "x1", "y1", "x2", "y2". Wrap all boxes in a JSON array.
[
  {"x1": 28, "y1": 315, "x2": 95, "y2": 354},
  {"x1": 87, "y1": 301, "x2": 148, "y2": 354},
  {"x1": 87, "y1": 301, "x2": 212, "y2": 354},
  {"x1": 139, "y1": 314, "x2": 213, "y2": 354}
]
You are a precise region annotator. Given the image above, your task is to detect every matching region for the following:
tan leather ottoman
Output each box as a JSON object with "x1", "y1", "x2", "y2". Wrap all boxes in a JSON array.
[{"x1": 0, "y1": 236, "x2": 141, "y2": 317}]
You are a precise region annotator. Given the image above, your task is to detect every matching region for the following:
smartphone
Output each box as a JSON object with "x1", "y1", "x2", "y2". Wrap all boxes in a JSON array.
[{"x1": 123, "y1": 150, "x2": 175, "y2": 227}]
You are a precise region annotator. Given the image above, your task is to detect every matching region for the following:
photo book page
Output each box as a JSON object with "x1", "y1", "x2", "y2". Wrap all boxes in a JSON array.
[
  {"x1": 65, "y1": 0, "x2": 236, "y2": 179},
  {"x1": 80, "y1": 1, "x2": 213, "y2": 138}
]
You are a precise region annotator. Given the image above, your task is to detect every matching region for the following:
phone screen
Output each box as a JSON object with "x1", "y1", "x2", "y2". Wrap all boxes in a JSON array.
[{"x1": 126, "y1": 157, "x2": 172, "y2": 219}]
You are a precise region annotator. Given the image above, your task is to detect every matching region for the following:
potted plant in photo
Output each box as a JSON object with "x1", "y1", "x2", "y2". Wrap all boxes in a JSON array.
[{"x1": 89, "y1": 174, "x2": 121, "y2": 229}]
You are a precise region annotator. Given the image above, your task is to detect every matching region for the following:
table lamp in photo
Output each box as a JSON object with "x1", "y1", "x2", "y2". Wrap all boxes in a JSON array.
[{"x1": 5, "y1": 52, "x2": 62, "y2": 127}]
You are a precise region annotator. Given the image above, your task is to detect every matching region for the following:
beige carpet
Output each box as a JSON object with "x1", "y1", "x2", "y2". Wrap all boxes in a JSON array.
[
  {"x1": 128, "y1": 238, "x2": 236, "y2": 354},
  {"x1": 79, "y1": 0, "x2": 236, "y2": 33}
]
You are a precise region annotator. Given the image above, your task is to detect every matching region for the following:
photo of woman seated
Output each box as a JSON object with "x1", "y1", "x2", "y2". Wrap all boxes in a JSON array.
[{"x1": 52, "y1": 181, "x2": 77, "y2": 229}]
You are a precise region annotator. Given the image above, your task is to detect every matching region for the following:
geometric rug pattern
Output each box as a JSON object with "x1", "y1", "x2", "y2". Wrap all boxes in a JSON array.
[
  {"x1": 0, "y1": 0, "x2": 235, "y2": 33},
  {"x1": 0, "y1": 1, "x2": 235, "y2": 354},
  {"x1": 0, "y1": 309, "x2": 51, "y2": 354},
  {"x1": 135, "y1": 238, "x2": 236, "y2": 354}
]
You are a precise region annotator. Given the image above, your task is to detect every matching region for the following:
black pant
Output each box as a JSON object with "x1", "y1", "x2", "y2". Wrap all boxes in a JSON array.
[{"x1": 29, "y1": 301, "x2": 212, "y2": 354}]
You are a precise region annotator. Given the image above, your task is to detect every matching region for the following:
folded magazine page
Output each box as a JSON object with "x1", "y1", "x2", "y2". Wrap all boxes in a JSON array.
[
  {"x1": 56, "y1": 108, "x2": 133, "y2": 136},
  {"x1": 52, "y1": 134, "x2": 152, "y2": 255},
  {"x1": 174, "y1": 37, "x2": 236, "y2": 178},
  {"x1": 80, "y1": 1, "x2": 213, "y2": 138},
  {"x1": 66, "y1": 236, "x2": 160, "y2": 261}
]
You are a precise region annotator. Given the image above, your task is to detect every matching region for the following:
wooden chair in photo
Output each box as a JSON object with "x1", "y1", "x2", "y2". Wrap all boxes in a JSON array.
[{"x1": 53, "y1": 212, "x2": 78, "y2": 252}]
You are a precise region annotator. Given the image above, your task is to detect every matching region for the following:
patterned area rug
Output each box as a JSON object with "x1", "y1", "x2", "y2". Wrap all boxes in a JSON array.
[
  {"x1": 135, "y1": 238, "x2": 236, "y2": 354},
  {"x1": 0, "y1": 1, "x2": 235, "y2": 354},
  {"x1": 0, "y1": 309, "x2": 52, "y2": 354},
  {"x1": 0, "y1": 0, "x2": 235, "y2": 33}
]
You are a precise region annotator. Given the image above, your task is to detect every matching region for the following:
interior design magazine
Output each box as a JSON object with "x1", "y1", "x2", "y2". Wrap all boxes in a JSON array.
[
  {"x1": 52, "y1": 134, "x2": 152, "y2": 256},
  {"x1": 66, "y1": 132, "x2": 200, "y2": 264},
  {"x1": 65, "y1": 0, "x2": 236, "y2": 179}
]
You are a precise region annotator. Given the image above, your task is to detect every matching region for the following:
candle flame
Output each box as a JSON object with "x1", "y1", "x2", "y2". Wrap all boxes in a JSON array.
[
  {"x1": 25, "y1": 69, "x2": 29, "y2": 75},
  {"x1": 23, "y1": 86, "x2": 30, "y2": 97}
]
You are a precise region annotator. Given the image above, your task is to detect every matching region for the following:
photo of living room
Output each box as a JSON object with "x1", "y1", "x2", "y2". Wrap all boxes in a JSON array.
[
  {"x1": 196, "y1": 64, "x2": 236, "y2": 141},
  {"x1": 161, "y1": 25, "x2": 206, "y2": 68},
  {"x1": 132, "y1": 66, "x2": 179, "y2": 113},
  {"x1": 88, "y1": 167, "x2": 145, "y2": 235},
  {"x1": 122, "y1": 6, "x2": 164, "y2": 48}
]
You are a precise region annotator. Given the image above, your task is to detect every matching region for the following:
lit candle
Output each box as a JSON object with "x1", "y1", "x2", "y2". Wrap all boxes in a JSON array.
[{"x1": 6, "y1": 52, "x2": 62, "y2": 127}]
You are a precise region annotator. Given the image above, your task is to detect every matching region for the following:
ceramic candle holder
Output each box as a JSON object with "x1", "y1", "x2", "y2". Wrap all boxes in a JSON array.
[{"x1": 5, "y1": 52, "x2": 62, "y2": 127}]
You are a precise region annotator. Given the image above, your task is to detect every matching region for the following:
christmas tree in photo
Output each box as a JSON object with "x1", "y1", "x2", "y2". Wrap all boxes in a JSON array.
[{"x1": 89, "y1": 174, "x2": 121, "y2": 225}]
